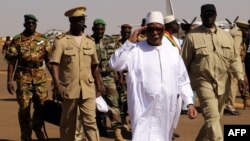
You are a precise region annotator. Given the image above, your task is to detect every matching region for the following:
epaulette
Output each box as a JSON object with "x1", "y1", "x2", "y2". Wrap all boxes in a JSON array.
[
  {"x1": 56, "y1": 33, "x2": 66, "y2": 40},
  {"x1": 86, "y1": 35, "x2": 95, "y2": 41},
  {"x1": 12, "y1": 34, "x2": 21, "y2": 40}
]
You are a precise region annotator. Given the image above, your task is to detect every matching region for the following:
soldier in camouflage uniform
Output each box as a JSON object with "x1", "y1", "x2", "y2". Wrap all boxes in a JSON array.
[
  {"x1": 114, "y1": 24, "x2": 132, "y2": 131},
  {"x1": 5, "y1": 14, "x2": 51, "y2": 141},
  {"x1": 91, "y1": 18, "x2": 126, "y2": 141}
]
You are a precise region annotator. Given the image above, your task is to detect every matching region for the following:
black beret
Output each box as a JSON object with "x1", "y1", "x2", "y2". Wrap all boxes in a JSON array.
[{"x1": 201, "y1": 4, "x2": 216, "y2": 14}]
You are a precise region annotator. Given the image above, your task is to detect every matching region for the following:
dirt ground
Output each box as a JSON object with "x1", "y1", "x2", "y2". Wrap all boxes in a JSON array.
[{"x1": 0, "y1": 48, "x2": 250, "y2": 141}]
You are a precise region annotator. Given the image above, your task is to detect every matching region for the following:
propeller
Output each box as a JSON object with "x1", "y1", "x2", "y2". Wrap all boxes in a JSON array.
[
  {"x1": 225, "y1": 18, "x2": 232, "y2": 25},
  {"x1": 233, "y1": 16, "x2": 239, "y2": 23},
  {"x1": 190, "y1": 17, "x2": 197, "y2": 25},
  {"x1": 182, "y1": 19, "x2": 189, "y2": 24}
]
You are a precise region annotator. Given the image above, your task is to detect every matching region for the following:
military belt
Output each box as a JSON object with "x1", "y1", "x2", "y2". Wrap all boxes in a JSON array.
[
  {"x1": 18, "y1": 62, "x2": 43, "y2": 69},
  {"x1": 100, "y1": 71, "x2": 112, "y2": 77}
]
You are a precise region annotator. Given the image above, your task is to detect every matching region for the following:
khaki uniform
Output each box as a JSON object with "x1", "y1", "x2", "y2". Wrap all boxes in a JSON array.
[
  {"x1": 5, "y1": 32, "x2": 51, "y2": 141},
  {"x1": 181, "y1": 25, "x2": 244, "y2": 141},
  {"x1": 50, "y1": 32, "x2": 99, "y2": 141},
  {"x1": 225, "y1": 26, "x2": 245, "y2": 111},
  {"x1": 94, "y1": 35, "x2": 123, "y2": 129}
]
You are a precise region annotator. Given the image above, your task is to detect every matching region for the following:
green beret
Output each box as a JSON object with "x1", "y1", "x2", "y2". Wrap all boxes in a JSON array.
[
  {"x1": 24, "y1": 14, "x2": 38, "y2": 22},
  {"x1": 93, "y1": 18, "x2": 106, "y2": 26}
]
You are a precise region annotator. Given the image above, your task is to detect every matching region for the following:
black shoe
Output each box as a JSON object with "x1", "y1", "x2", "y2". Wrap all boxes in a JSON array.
[{"x1": 224, "y1": 109, "x2": 241, "y2": 116}]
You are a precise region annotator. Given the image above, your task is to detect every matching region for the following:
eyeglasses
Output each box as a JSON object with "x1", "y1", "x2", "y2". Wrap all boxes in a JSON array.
[{"x1": 147, "y1": 26, "x2": 164, "y2": 33}]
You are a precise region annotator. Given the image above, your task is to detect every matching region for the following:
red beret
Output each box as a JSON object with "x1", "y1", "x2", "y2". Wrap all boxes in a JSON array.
[{"x1": 121, "y1": 24, "x2": 132, "y2": 29}]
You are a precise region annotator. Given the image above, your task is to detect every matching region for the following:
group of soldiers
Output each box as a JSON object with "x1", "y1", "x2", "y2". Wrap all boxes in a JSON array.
[
  {"x1": 3, "y1": 6, "x2": 133, "y2": 141},
  {"x1": 1, "y1": 3, "x2": 250, "y2": 141}
]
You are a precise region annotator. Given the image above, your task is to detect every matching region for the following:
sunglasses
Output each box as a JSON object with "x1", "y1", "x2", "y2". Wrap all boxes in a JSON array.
[{"x1": 147, "y1": 26, "x2": 164, "y2": 33}]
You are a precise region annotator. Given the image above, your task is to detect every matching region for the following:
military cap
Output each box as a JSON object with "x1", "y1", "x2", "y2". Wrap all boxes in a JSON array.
[
  {"x1": 121, "y1": 24, "x2": 132, "y2": 29},
  {"x1": 236, "y1": 21, "x2": 249, "y2": 29},
  {"x1": 93, "y1": 18, "x2": 106, "y2": 26},
  {"x1": 201, "y1": 4, "x2": 216, "y2": 14},
  {"x1": 24, "y1": 14, "x2": 38, "y2": 21},
  {"x1": 64, "y1": 6, "x2": 86, "y2": 17}
]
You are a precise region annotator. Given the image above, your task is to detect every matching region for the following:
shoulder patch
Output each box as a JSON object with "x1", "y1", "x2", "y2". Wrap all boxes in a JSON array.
[{"x1": 86, "y1": 35, "x2": 95, "y2": 41}]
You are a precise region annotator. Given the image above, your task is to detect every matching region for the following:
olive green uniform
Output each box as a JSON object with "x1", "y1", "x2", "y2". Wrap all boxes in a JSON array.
[
  {"x1": 95, "y1": 35, "x2": 123, "y2": 129},
  {"x1": 5, "y1": 32, "x2": 51, "y2": 141},
  {"x1": 181, "y1": 25, "x2": 244, "y2": 141}
]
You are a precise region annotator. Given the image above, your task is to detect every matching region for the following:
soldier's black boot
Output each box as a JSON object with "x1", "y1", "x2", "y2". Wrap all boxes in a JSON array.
[
  {"x1": 32, "y1": 108, "x2": 47, "y2": 141},
  {"x1": 20, "y1": 123, "x2": 32, "y2": 141},
  {"x1": 19, "y1": 108, "x2": 32, "y2": 141},
  {"x1": 96, "y1": 111, "x2": 108, "y2": 136}
]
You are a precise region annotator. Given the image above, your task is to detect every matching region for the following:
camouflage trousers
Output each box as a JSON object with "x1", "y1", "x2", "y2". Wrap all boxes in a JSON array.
[
  {"x1": 16, "y1": 81, "x2": 48, "y2": 141},
  {"x1": 104, "y1": 81, "x2": 123, "y2": 129},
  {"x1": 99, "y1": 80, "x2": 123, "y2": 129},
  {"x1": 116, "y1": 83, "x2": 128, "y2": 120}
]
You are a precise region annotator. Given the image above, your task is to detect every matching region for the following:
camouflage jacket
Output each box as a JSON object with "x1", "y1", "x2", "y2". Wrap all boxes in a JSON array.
[
  {"x1": 5, "y1": 32, "x2": 51, "y2": 84},
  {"x1": 94, "y1": 35, "x2": 117, "y2": 80}
]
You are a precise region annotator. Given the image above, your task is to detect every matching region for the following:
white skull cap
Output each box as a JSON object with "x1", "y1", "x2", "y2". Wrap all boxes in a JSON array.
[
  {"x1": 145, "y1": 11, "x2": 164, "y2": 25},
  {"x1": 164, "y1": 15, "x2": 176, "y2": 24}
]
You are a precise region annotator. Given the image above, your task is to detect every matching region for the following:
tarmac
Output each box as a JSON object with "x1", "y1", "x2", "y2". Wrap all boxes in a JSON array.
[{"x1": 0, "y1": 49, "x2": 250, "y2": 141}]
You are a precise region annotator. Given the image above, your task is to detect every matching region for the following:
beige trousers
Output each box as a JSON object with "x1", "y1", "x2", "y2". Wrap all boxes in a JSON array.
[
  {"x1": 225, "y1": 76, "x2": 239, "y2": 110},
  {"x1": 60, "y1": 98, "x2": 99, "y2": 141},
  {"x1": 195, "y1": 86, "x2": 226, "y2": 141},
  {"x1": 75, "y1": 107, "x2": 87, "y2": 141}
]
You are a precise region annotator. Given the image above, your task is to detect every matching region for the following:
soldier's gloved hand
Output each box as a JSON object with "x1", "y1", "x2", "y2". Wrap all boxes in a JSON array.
[{"x1": 7, "y1": 82, "x2": 14, "y2": 95}]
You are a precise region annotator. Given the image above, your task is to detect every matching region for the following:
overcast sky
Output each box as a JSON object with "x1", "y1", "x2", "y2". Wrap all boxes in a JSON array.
[{"x1": 0, "y1": 0, "x2": 249, "y2": 37}]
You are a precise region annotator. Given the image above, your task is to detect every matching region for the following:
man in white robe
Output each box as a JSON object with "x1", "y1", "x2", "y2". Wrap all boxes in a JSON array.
[{"x1": 109, "y1": 11, "x2": 197, "y2": 141}]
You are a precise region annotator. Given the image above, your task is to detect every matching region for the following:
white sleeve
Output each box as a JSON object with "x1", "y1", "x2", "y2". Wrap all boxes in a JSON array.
[
  {"x1": 109, "y1": 40, "x2": 135, "y2": 71},
  {"x1": 177, "y1": 55, "x2": 194, "y2": 107}
]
